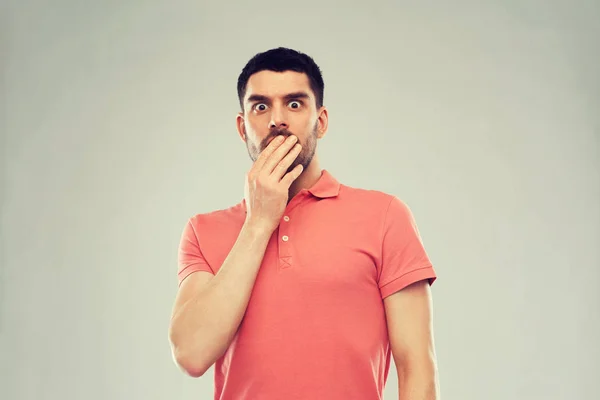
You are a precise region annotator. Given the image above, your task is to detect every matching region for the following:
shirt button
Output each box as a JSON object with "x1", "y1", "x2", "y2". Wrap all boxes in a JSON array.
[
  {"x1": 282, "y1": 235, "x2": 289, "y2": 242},
  {"x1": 283, "y1": 216, "x2": 290, "y2": 222}
]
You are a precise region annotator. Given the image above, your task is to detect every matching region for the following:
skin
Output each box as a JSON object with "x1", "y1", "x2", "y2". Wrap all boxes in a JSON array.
[
  {"x1": 385, "y1": 280, "x2": 440, "y2": 399},
  {"x1": 236, "y1": 70, "x2": 329, "y2": 200}
]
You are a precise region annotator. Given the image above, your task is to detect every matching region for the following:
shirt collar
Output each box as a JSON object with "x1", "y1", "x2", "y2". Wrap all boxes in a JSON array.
[
  {"x1": 307, "y1": 169, "x2": 340, "y2": 199},
  {"x1": 240, "y1": 169, "x2": 340, "y2": 213}
]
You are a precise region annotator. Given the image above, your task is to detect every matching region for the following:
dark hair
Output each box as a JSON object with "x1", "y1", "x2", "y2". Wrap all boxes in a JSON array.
[{"x1": 237, "y1": 47, "x2": 325, "y2": 112}]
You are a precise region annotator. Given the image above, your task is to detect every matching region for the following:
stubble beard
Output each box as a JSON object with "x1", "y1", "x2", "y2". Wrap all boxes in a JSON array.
[{"x1": 245, "y1": 122, "x2": 318, "y2": 175}]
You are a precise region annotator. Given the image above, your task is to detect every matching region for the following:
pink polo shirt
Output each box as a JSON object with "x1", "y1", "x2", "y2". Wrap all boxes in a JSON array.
[{"x1": 177, "y1": 169, "x2": 437, "y2": 400}]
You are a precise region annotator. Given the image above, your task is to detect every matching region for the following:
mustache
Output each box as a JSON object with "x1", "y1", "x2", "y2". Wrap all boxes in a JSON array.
[{"x1": 263, "y1": 128, "x2": 294, "y2": 147}]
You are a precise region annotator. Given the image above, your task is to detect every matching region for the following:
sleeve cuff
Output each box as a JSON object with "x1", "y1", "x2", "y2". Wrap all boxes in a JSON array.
[
  {"x1": 379, "y1": 265, "x2": 437, "y2": 299},
  {"x1": 178, "y1": 263, "x2": 214, "y2": 287}
]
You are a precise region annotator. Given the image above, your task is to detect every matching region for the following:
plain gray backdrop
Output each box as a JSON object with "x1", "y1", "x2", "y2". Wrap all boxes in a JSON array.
[{"x1": 2, "y1": 1, "x2": 599, "y2": 399}]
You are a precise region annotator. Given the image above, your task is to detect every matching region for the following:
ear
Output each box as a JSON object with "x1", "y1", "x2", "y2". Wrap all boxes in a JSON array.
[
  {"x1": 316, "y1": 106, "x2": 329, "y2": 139},
  {"x1": 236, "y1": 112, "x2": 246, "y2": 143}
]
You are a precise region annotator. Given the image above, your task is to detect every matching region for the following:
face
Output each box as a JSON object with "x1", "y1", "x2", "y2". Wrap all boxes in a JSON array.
[{"x1": 237, "y1": 70, "x2": 327, "y2": 175}]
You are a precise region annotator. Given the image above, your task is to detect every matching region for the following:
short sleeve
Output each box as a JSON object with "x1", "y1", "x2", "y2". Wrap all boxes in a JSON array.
[
  {"x1": 378, "y1": 196, "x2": 437, "y2": 299},
  {"x1": 177, "y1": 218, "x2": 214, "y2": 286}
]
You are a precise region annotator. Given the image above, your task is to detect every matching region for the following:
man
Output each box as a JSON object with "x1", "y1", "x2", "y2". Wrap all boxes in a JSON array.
[{"x1": 168, "y1": 47, "x2": 440, "y2": 399}]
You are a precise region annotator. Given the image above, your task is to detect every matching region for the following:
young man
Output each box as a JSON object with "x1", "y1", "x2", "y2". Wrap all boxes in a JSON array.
[{"x1": 169, "y1": 47, "x2": 440, "y2": 399}]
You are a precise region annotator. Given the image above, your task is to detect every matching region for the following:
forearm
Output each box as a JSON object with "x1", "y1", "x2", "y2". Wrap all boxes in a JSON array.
[
  {"x1": 169, "y1": 221, "x2": 273, "y2": 375},
  {"x1": 397, "y1": 361, "x2": 440, "y2": 400}
]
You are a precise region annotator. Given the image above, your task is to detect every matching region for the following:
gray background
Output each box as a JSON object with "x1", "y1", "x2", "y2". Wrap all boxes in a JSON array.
[{"x1": 2, "y1": 1, "x2": 599, "y2": 399}]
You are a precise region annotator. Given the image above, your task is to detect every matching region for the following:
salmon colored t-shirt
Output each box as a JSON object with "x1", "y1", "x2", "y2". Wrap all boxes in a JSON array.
[{"x1": 177, "y1": 169, "x2": 437, "y2": 400}]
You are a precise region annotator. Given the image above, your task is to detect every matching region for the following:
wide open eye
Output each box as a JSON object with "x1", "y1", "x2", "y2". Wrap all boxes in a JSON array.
[
  {"x1": 289, "y1": 101, "x2": 302, "y2": 109},
  {"x1": 254, "y1": 103, "x2": 268, "y2": 112}
]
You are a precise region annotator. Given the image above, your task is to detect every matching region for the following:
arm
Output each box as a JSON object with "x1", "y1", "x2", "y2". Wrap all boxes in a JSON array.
[
  {"x1": 168, "y1": 221, "x2": 272, "y2": 377},
  {"x1": 384, "y1": 279, "x2": 440, "y2": 400},
  {"x1": 168, "y1": 133, "x2": 304, "y2": 377}
]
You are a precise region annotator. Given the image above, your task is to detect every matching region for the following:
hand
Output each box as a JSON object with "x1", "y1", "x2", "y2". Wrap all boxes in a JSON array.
[{"x1": 243, "y1": 135, "x2": 303, "y2": 233}]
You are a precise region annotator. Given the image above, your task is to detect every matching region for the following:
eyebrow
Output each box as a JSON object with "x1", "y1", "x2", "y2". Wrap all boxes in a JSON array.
[{"x1": 246, "y1": 91, "x2": 311, "y2": 104}]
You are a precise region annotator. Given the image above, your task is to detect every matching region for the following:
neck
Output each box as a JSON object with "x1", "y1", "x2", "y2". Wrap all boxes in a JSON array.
[{"x1": 288, "y1": 154, "x2": 322, "y2": 201}]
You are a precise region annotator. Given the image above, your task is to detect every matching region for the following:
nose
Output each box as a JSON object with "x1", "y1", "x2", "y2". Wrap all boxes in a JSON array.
[{"x1": 268, "y1": 106, "x2": 288, "y2": 130}]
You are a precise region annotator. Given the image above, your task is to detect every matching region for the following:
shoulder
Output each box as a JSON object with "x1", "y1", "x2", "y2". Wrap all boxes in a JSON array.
[
  {"x1": 339, "y1": 183, "x2": 408, "y2": 212},
  {"x1": 187, "y1": 200, "x2": 246, "y2": 230},
  {"x1": 337, "y1": 184, "x2": 419, "y2": 232}
]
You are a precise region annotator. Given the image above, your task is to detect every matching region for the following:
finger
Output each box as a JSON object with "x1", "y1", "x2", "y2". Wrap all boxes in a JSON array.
[
  {"x1": 252, "y1": 135, "x2": 285, "y2": 172},
  {"x1": 280, "y1": 164, "x2": 304, "y2": 187},
  {"x1": 271, "y1": 143, "x2": 302, "y2": 180},
  {"x1": 262, "y1": 135, "x2": 298, "y2": 174}
]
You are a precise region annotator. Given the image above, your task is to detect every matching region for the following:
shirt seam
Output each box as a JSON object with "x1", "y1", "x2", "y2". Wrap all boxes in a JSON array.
[
  {"x1": 188, "y1": 217, "x2": 215, "y2": 274},
  {"x1": 379, "y1": 264, "x2": 434, "y2": 289},
  {"x1": 378, "y1": 195, "x2": 396, "y2": 283}
]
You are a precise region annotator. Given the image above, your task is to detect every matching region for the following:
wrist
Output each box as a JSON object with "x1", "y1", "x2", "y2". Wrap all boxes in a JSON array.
[{"x1": 243, "y1": 218, "x2": 275, "y2": 238}]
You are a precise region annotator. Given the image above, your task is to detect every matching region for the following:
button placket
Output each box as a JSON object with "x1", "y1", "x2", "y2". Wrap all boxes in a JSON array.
[{"x1": 279, "y1": 214, "x2": 293, "y2": 269}]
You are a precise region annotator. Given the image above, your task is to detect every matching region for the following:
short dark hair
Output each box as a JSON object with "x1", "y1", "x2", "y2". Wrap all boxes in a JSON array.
[{"x1": 237, "y1": 47, "x2": 324, "y2": 112}]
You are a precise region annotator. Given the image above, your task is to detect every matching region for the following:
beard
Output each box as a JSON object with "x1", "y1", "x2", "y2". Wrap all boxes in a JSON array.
[{"x1": 245, "y1": 122, "x2": 318, "y2": 175}]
